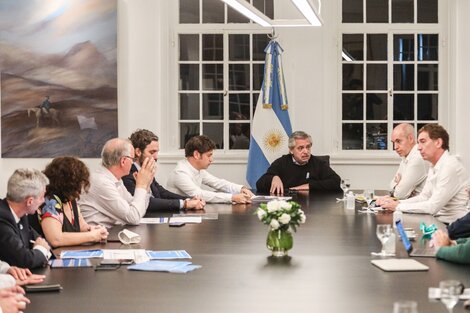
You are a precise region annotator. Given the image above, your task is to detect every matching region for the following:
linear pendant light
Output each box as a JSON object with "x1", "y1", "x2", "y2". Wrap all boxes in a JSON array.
[
  {"x1": 291, "y1": 0, "x2": 322, "y2": 26},
  {"x1": 221, "y1": 0, "x2": 272, "y2": 27}
]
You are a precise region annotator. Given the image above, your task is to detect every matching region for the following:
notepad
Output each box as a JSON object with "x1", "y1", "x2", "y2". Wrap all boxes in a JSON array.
[
  {"x1": 371, "y1": 259, "x2": 429, "y2": 272},
  {"x1": 60, "y1": 249, "x2": 104, "y2": 259},
  {"x1": 251, "y1": 195, "x2": 292, "y2": 202},
  {"x1": 140, "y1": 217, "x2": 168, "y2": 224},
  {"x1": 146, "y1": 250, "x2": 191, "y2": 259},
  {"x1": 49, "y1": 259, "x2": 92, "y2": 268},
  {"x1": 168, "y1": 216, "x2": 202, "y2": 224}
]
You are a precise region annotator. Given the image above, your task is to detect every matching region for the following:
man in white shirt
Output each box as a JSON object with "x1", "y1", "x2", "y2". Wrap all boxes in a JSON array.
[
  {"x1": 0, "y1": 169, "x2": 51, "y2": 269},
  {"x1": 167, "y1": 135, "x2": 254, "y2": 203},
  {"x1": 378, "y1": 124, "x2": 470, "y2": 224},
  {"x1": 79, "y1": 138, "x2": 155, "y2": 227},
  {"x1": 388, "y1": 123, "x2": 428, "y2": 199}
]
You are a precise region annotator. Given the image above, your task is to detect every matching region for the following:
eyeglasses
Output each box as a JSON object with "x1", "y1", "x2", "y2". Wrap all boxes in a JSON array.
[{"x1": 122, "y1": 155, "x2": 135, "y2": 162}]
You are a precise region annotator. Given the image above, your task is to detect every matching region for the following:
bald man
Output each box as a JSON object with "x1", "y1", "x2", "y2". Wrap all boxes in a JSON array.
[
  {"x1": 79, "y1": 138, "x2": 155, "y2": 227},
  {"x1": 389, "y1": 123, "x2": 428, "y2": 199}
]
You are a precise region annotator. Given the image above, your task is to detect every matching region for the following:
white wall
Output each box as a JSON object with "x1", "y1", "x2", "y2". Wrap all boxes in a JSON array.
[{"x1": 1, "y1": 0, "x2": 468, "y2": 195}]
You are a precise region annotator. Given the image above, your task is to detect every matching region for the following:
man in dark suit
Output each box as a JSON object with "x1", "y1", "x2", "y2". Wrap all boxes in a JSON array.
[
  {"x1": 123, "y1": 129, "x2": 205, "y2": 212},
  {"x1": 0, "y1": 169, "x2": 51, "y2": 269}
]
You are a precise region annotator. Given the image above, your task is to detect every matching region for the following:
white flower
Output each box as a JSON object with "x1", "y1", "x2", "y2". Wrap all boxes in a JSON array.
[
  {"x1": 299, "y1": 212, "x2": 306, "y2": 223},
  {"x1": 256, "y1": 209, "x2": 266, "y2": 220},
  {"x1": 279, "y1": 200, "x2": 292, "y2": 210},
  {"x1": 279, "y1": 213, "x2": 291, "y2": 224},
  {"x1": 270, "y1": 218, "x2": 280, "y2": 230},
  {"x1": 267, "y1": 200, "x2": 281, "y2": 213}
]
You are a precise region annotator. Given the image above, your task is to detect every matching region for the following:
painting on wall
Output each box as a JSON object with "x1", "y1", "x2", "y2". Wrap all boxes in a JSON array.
[{"x1": 0, "y1": 0, "x2": 117, "y2": 158}]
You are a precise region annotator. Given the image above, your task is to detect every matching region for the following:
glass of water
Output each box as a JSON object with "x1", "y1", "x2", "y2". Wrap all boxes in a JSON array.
[
  {"x1": 364, "y1": 189, "x2": 375, "y2": 210},
  {"x1": 393, "y1": 300, "x2": 418, "y2": 313},
  {"x1": 340, "y1": 179, "x2": 350, "y2": 200},
  {"x1": 371, "y1": 224, "x2": 392, "y2": 256},
  {"x1": 440, "y1": 280, "x2": 463, "y2": 313}
]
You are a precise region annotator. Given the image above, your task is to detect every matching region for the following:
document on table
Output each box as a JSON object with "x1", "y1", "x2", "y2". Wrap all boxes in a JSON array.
[
  {"x1": 127, "y1": 260, "x2": 201, "y2": 273},
  {"x1": 60, "y1": 249, "x2": 104, "y2": 259},
  {"x1": 168, "y1": 216, "x2": 202, "y2": 224},
  {"x1": 251, "y1": 195, "x2": 292, "y2": 202},
  {"x1": 172, "y1": 213, "x2": 218, "y2": 220},
  {"x1": 140, "y1": 217, "x2": 169, "y2": 224},
  {"x1": 146, "y1": 250, "x2": 192, "y2": 259},
  {"x1": 102, "y1": 249, "x2": 149, "y2": 263}
]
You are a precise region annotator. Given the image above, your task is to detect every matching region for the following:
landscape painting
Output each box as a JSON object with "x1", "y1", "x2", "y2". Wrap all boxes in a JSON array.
[{"x1": 0, "y1": 0, "x2": 117, "y2": 157}]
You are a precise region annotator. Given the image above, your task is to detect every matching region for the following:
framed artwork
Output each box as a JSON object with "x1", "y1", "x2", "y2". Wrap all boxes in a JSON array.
[{"x1": 0, "y1": 0, "x2": 117, "y2": 157}]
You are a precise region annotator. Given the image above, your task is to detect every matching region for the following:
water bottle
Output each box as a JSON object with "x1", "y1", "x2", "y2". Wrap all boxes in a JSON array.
[
  {"x1": 346, "y1": 191, "x2": 355, "y2": 210},
  {"x1": 393, "y1": 210, "x2": 403, "y2": 228}
]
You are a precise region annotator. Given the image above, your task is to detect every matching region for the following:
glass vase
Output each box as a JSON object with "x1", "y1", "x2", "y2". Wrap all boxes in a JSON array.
[{"x1": 266, "y1": 228, "x2": 293, "y2": 257}]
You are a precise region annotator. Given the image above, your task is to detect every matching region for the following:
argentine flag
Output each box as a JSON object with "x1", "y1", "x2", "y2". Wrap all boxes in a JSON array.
[{"x1": 246, "y1": 40, "x2": 292, "y2": 189}]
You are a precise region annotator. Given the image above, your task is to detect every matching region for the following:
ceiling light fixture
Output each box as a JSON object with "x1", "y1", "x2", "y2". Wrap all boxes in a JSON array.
[
  {"x1": 221, "y1": 0, "x2": 272, "y2": 27},
  {"x1": 291, "y1": 0, "x2": 322, "y2": 26}
]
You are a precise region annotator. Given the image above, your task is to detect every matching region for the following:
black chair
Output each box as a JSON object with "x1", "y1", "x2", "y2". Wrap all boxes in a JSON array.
[{"x1": 315, "y1": 155, "x2": 330, "y2": 166}]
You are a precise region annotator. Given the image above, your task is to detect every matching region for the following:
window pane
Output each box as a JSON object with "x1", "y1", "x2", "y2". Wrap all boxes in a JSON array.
[
  {"x1": 393, "y1": 94, "x2": 414, "y2": 120},
  {"x1": 366, "y1": 93, "x2": 387, "y2": 120},
  {"x1": 229, "y1": 64, "x2": 250, "y2": 90},
  {"x1": 253, "y1": 93, "x2": 260, "y2": 115},
  {"x1": 253, "y1": 0, "x2": 274, "y2": 19},
  {"x1": 180, "y1": 34, "x2": 199, "y2": 61},
  {"x1": 392, "y1": 0, "x2": 414, "y2": 23},
  {"x1": 202, "y1": 64, "x2": 223, "y2": 90},
  {"x1": 202, "y1": 0, "x2": 224, "y2": 23},
  {"x1": 418, "y1": 0, "x2": 438, "y2": 23},
  {"x1": 228, "y1": 6, "x2": 250, "y2": 23},
  {"x1": 343, "y1": 64, "x2": 363, "y2": 90},
  {"x1": 342, "y1": 123, "x2": 363, "y2": 150},
  {"x1": 367, "y1": 64, "x2": 387, "y2": 90},
  {"x1": 202, "y1": 34, "x2": 223, "y2": 61},
  {"x1": 366, "y1": 0, "x2": 388, "y2": 23},
  {"x1": 180, "y1": 94, "x2": 199, "y2": 120},
  {"x1": 180, "y1": 0, "x2": 199, "y2": 23},
  {"x1": 394, "y1": 34, "x2": 414, "y2": 61},
  {"x1": 253, "y1": 64, "x2": 264, "y2": 90},
  {"x1": 367, "y1": 34, "x2": 387, "y2": 61},
  {"x1": 180, "y1": 64, "x2": 199, "y2": 90},
  {"x1": 203, "y1": 93, "x2": 223, "y2": 120},
  {"x1": 393, "y1": 64, "x2": 414, "y2": 91},
  {"x1": 229, "y1": 94, "x2": 250, "y2": 120},
  {"x1": 229, "y1": 123, "x2": 250, "y2": 149},
  {"x1": 366, "y1": 123, "x2": 387, "y2": 150},
  {"x1": 203, "y1": 123, "x2": 223, "y2": 148},
  {"x1": 418, "y1": 34, "x2": 438, "y2": 61},
  {"x1": 418, "y1": 64, "x2": 438, "y2": 91},
  {"x1": 342, "y1": 0, "x2": 363, "y2": 23},
  {"x1": 418, "y1": 94, "x2": 438, "y2": 120},
  {"x1": 342, "y1": 94, "x2": 363, "y2": 120},
  {"x1": 229, "y1": 34, "x2": 250, "y2": 61},
  {"x1": 253, "y1": 34, "x2": 269, "y2": 61},
  {"x1": 343, "y1": 34, "x2": 363, "y2": 61},
  {"x1": 180, "y1": 123, "x2": 200, "y2": 149}
]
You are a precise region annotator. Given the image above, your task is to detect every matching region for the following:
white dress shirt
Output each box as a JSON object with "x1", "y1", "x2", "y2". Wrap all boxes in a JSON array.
[
  {"x1": 79, "y1": 166, "x2": 150, "y2": 227},
  {"x1": 0, "y1": 273, "x2": 15, "y2": 289},
  {"x1": 390, "y1": 144, "x2": 429, "y2": 199},
  {"x1": 167, "y1": 159, "x2": 243, "y2": 203},
  {"x1": 397, "y1": 151, "x2": 470, "y2": 224}
]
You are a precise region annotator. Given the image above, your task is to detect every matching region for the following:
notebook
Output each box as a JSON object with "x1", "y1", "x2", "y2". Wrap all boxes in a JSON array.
[
  {"x1": 371, "y1": 259, "x2": 429, "y2": 272},
  {"x1": 396, "y1": 220, "x2": 436, "y2": 257}
]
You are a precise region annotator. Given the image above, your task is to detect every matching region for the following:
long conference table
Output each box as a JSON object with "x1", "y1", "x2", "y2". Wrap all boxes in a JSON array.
[{"x1": 26, "y1": 192, "x2": 470, "y2": 313}]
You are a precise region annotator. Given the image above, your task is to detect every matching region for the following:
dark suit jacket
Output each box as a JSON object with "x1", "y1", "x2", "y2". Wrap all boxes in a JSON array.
[
  {"x1": 0, "y1": 198, "x2": 48, "y2": 269},
  {"x1": 122, "y1": 164, "x2": 185, "y2": 212},
  {"x1": 448, "y1": 211, "x2": 470, "y2": 240}
]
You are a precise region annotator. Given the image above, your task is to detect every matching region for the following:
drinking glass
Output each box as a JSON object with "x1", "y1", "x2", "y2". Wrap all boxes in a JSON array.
[
  {"x1": 364, "y1": 189, "x2": 375, "y2": 210},
  {"x1": 393, "y1": 300, "x2": 418, "y2": 313},
  {"x1": 371, "y1": 224, "x2": 392, "y2": 256},
  {"x1": 340, "y1": 179, "x2": 350, "y2": 200},
  {"x1": 440, "y1": 280, "x2": 463, "y2": 313}
]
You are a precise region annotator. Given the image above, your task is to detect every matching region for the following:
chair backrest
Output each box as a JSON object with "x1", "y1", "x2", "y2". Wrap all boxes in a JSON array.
[{"x1": 315, "y1": 155, "x2": 330, "y2": 166}]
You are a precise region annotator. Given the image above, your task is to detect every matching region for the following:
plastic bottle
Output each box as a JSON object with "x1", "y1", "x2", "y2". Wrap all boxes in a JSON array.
[{"x1": 346, "y1": 191, "x2": 355, "y2": 210}]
